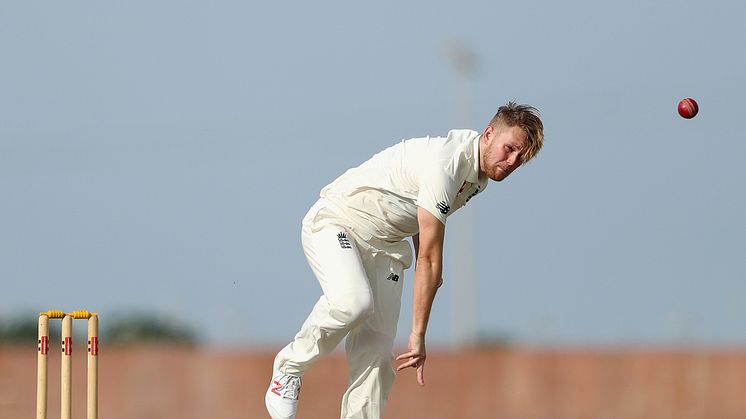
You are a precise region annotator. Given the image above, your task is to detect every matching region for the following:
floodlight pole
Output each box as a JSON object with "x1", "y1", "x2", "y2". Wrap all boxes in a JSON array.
[{"x1": 443, "y1": 41, "x2": 479, "y2": 348}]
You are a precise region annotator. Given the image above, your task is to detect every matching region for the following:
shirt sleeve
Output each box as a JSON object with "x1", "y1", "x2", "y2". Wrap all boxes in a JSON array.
[{"x1": 415, "y1": 163, "x2": 461, "y2": 225}]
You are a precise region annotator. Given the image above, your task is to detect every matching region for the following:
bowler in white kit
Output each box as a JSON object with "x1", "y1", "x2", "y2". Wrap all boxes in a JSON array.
[{"x1": 266, "y1": 102, "x2": 545, "y2": 419}]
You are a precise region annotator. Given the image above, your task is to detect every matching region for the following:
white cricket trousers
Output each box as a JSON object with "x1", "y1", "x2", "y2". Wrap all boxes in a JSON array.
[{"x1": 273, "y1": 199, "x2": 412, "y2": 419}]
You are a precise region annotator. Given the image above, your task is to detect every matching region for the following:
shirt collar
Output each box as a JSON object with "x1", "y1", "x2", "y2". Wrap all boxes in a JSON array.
[{"x1": 466, "y1": 134, "x2": 483, "y2": 183}]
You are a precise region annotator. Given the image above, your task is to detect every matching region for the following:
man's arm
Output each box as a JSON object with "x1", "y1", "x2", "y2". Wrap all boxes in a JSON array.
[
  {"x1": 412, "y1": 234, "x2": 443, "y2": 288},
  {"x1": 396, "y1": 207, "x2": 445, "y2": 386},
  {"x1": 410, "y1": 207, "x2": 444, "y2": 337}
]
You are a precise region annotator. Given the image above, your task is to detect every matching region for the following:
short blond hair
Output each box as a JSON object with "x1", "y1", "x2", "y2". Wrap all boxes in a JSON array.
[{"x1": 489, "y1": 102, "x2": 544, "y2": 164}]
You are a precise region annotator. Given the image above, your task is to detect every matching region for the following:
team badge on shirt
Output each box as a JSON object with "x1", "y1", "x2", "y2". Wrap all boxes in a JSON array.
[{"x1": 337, "y1": 232, "x2": 352, "y2": 249}]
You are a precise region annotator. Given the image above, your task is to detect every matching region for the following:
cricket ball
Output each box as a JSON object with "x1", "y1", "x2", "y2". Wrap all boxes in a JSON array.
[{"x1": 678, "y1": 98, "x2": 699, "y2": 119}]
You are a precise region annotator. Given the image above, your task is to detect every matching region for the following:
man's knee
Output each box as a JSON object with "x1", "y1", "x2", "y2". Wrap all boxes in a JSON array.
[{"x1": 328, "y1": 291, "x2": 374, "y2": 326}]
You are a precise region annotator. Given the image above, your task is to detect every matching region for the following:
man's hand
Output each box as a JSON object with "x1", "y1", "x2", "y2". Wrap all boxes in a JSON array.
[{"x1": 395, "y1": 332, "x2": 427, "y2": 386}]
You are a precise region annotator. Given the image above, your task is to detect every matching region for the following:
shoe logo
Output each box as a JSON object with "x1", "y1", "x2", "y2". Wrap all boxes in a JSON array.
[
  {"x1": 386, "y1": 273, "x2": 399, "y2": 282},
  {"x1": 337, "y1": 232, "x2": 352, "y2": 249},
  {"x1": 436, "y1": 201, "x2": 450, "y2": 214},
  {"x1": 271, "y1": 380, "x2": 283, "y2": 396},
  {"x1": 271, "y1": 376, "x2": 301, "y2": 400}
]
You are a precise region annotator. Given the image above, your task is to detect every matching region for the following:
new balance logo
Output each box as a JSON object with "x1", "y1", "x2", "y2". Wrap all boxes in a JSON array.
[
  {"x1": 386, "y1": 273, "x2": 400, "y2": 282},
  {"x1": 436, "y1": 201, "x2": 450, "y2": 214},
  {"x1": 337, "y1": 232, "x2": 352, "y2": 249},
  {"x1": 271, "y1": 380, "x2": 283, "y2": 396}
]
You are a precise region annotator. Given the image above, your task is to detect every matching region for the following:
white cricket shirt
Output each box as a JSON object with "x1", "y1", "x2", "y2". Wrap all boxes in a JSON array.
[{"x1": 319, "y1": 129, "x2": 488, "y2": 242}]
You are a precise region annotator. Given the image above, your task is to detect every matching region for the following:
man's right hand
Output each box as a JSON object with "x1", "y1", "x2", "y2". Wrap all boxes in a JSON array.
[{"x1": 395, "y1": 332, "x2": 427, "y2": 386}]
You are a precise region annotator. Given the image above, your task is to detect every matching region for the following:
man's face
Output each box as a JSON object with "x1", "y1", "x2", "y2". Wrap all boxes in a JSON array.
[{"x1": 480, "y1": 124, "x2": 527, "y2": 181}]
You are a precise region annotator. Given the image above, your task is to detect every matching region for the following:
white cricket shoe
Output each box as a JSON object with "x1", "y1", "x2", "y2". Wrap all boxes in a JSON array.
[{"x1": 265, "y1": 369, "x2": 302, "y2": 419}]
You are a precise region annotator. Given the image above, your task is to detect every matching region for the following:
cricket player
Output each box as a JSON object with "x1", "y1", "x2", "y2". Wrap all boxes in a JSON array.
[{"x1": 266, "y1": 102, "x2": 544, "y2": 419}]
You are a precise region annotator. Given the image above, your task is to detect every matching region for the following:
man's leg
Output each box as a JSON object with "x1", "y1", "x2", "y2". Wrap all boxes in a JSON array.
[
  {"x1": 340, "y1": 252, "x2": 405, "y2": 419},
  {"x1": 267, "y1": 223, "x2": 374, "y2": 419},
  {"x1": 273, "y1": 223, "x2": 374, "y2": 374}
]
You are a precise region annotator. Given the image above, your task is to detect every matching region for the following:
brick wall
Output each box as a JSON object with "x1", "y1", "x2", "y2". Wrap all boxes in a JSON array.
[{"x1": 2, "y1": 345, "x2": 745, "y2": 418}]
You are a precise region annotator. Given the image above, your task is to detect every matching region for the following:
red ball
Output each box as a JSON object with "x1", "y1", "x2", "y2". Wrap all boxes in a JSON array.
[{"x1": 678, "y1": 98, "x2": 699, "y2": 119}]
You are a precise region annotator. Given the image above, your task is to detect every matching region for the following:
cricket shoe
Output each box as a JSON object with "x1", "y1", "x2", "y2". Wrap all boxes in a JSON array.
[{"x1": 265, "y1": 369, "x2": 302, "y2": 419}]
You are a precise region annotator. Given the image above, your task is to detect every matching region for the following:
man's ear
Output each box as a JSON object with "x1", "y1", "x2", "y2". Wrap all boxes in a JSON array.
[{"x1": 482, "y1": 125, "x2": 494, "y2": 144}]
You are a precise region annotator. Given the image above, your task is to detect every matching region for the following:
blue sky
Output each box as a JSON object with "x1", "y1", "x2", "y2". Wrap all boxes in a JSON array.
[{"x1": 2, "y1": 0, "x2": 745, "y2": 347}]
